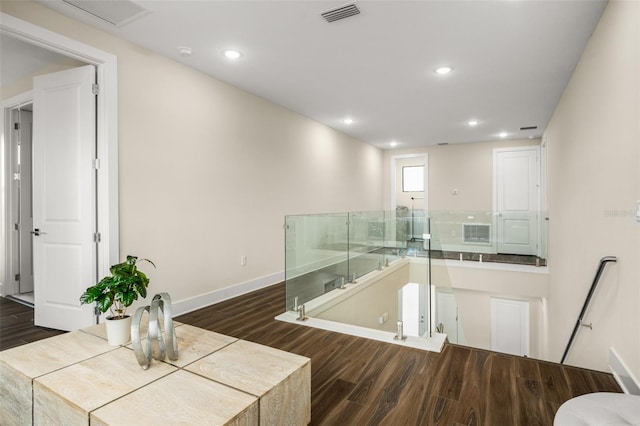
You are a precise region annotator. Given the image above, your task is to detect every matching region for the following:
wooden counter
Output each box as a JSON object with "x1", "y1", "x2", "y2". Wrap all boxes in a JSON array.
[{"x1": 0, "y1": 323, "x2": 310, "y2": 425}]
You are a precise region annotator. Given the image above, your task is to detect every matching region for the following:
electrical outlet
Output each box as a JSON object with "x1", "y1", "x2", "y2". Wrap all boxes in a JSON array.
[{"x1": 240, "y1": 256, "x2": 247, "y2": 266}]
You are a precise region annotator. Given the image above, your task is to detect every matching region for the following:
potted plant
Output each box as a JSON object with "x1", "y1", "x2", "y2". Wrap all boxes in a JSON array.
[{"x1": 80, "y1": 255, "x2": 155, "y2": 345}]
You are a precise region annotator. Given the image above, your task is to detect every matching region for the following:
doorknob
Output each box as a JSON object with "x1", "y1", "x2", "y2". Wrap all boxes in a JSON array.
[{"x1": 31, "y1": 228, "x2": 47, "y2": 236}]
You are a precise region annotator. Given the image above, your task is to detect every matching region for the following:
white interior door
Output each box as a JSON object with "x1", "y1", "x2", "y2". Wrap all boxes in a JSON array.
[
  {"x1": 491, "y1": 297, "x2": 529, "y2": 356},
  {"x1": 33, "y1": 65, "x2": 97, "y2": 331},
  {"x1": 494, "y1": 147, "x2": 540, "y2": 255}
]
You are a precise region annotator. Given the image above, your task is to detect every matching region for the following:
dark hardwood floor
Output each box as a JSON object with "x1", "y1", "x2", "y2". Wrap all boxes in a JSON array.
[
  {"x1": 175, "y1": 283, "x2": 621, "y2": 425},
  {"x1": 1, "y1": 284, "x2": 621, "y2": 425},
  {"x1": 0, "y1": 297, "x2": 65, "y2": 350}
]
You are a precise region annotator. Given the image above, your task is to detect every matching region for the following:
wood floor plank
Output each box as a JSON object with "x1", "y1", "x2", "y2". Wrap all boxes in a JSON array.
[
  {"x1": 364, "y1": 349, "x2": 419, "y2": 425},
  {"x1": 424, "y1": 395, "x2": 461, "y2": 425},
  {"x1": 431, "y1": 344, "x2": 473, "y2": 401},
  {"x1": 311, "y1": 378, "x2": 356, "y2": 425},
  {"x1": 517, "y1": 356, "x2": 543, "y2": 381},
  {"x1": 454, "y1": 349, "x2": 492, "y2": 425},
  {"x1": 563, "y1": 365, "x2": 599, "y2": 397},
  {"x1": 589, "y1": 369, "x2": 623, "y2": 392},
  {"x1": 382, "y1": 369, "x2": 437, "y2": 425},
  {"x1": 314, "y1": 399, "x2": 366, "y2": 426},
  {"x1": 485, "y1": 353, "x2": 517, "y2": 425},
  {"x1": 516, "y1": 377, "x2": 555, "y2": 425},
  {"x1": 345, "y1": 343, "x2": 399, "y2": 406},
  {"x1": 539, "y1": 362, "x2": 574, "y2": 405}
]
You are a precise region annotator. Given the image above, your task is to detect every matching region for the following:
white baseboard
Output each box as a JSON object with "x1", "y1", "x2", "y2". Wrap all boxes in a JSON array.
[
  {"x1": 609, "y1": 347, "x2": 640, "y2": 395},
  {"x1": 172, "y1": 271, "x2": 285, "y2": 317}
]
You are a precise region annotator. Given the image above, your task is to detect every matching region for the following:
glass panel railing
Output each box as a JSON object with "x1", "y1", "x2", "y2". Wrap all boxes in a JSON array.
[
  {"x1": 283, "y1": 209, "x2": 548, "y2": 355},
  {"x1": 428, "y1": 214, "x2": 463, "y2": 345},
  {"x1": 347, "y1": 211, "x2": 385, "y2": 280},
  {"x1": 284, "y1": 213, "x2": 348, "y2": 311},
  {"x1": 429, "y1": 210, "x2": 546, "y2": 266}
]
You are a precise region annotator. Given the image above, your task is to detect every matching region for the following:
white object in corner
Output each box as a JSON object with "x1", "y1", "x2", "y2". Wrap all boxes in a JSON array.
[{"x1": 609, "y1": 347, "x2": 640, "y2": 395}]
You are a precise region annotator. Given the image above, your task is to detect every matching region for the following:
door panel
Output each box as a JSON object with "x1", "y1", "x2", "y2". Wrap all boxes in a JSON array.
[
  {"x1": 495, "y1": 147, "x2": 540, "y2": 255},
  {"x1": 33, "y1": 65, "x2": 96, "y2": 331},
  {"x1": 491, "y1": 297, "x2": 530, "y2": 356}
]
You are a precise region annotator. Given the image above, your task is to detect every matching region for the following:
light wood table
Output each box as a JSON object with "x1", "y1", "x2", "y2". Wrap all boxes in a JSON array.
[
  {"x1": 0, "y1": 331, "x2": 114, "y2": 425},
  {"x1": 186, "y1": 339, "x2": 312, "y2": 426},
  {"x1": 0, "y1": 323, "x2": 310, "y2": 425}
]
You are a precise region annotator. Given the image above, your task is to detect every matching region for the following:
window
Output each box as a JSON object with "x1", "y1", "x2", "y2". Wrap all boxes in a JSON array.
[{"x1": 402, "y1": 165, "x2": 424, "y2": 192}]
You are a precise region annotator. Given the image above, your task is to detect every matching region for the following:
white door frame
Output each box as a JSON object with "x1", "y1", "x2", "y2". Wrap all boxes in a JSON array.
[
  {"x1": 2, "y1": 92, "x2": 32, "y2": 296},
  {"x1": 0, "y1": 12, "x2": 119, "y2": 296}
]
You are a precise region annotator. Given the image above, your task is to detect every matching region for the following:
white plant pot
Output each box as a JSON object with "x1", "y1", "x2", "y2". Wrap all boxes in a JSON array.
[{"x1": 105, "y1": 315, "x2": 132, "y2": 346}]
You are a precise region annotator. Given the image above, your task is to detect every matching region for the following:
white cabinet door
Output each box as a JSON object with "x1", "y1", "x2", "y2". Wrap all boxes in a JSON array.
[{"x1": 33, "y1": 65, "x2": 96, "y2": 331}]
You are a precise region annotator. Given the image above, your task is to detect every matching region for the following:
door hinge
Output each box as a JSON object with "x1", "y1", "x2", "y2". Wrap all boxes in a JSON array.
[
  {"x1": 14, "y1": 223, "x2": 19, "y2": 230},
  {"x1": 15, "y1": 273, "x2": 20, "y2": 281},
  {"x1": 93, "y1": 158, "x2": 101, "y2": 169},
  {"x1": 93, "y1": 232, "x2": 101, "y2": 243},
  {"x1": 14, "y1": 122, "x2": 20, "y2": 130},
  {"x1": 92, "y1": 83, "x2": 100, "y2": 95}
]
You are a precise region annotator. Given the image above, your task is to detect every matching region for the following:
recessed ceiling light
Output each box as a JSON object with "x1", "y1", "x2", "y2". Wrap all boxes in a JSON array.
[
  {"x1": 390, "y1": 140, "x2": 398, "y2": 147},
  {"x1": 343, "y1": 117, "x2": 354, "y2": 125},
  {"x1": 467, "y1": 120, "x2": 479, "y2": 126},
  {"x1": 177, "y1": 46, "x2": 192, "y2": 57},
  {"x1": 223, "y1": 49, "x2": 242, "y2": 60},
  {"x1": 499, "y1": 132, "x2": 508, "y2": 138},
  {"x1": 435, "y1": 66, "x2": 453, "y2": 75}
]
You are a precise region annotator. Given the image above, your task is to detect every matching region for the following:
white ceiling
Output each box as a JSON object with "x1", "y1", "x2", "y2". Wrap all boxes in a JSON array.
[{"x1": 36, "y1": 1, "x2": 607, "y2": 149}]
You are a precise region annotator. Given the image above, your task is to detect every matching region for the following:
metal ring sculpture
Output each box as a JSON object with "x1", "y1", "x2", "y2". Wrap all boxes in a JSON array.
[{"x1": 131, "y1": 293, "x2": 179, "y2": 369}]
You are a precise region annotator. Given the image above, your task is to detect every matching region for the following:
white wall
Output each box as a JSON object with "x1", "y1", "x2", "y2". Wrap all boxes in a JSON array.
[
  {"x1": 0, "y1": 2, "x2": 383, "y2": 309},
  {"x1": 312, "y1": 262, "x2": 410, "y2": 332},
  {"x1": 383, "y1": 139, "x2": 540, "y2": 212},
  {"x1": 443, "y1": 262, "x2": 548, "y2": 359},
  {"x1": 1, "y1": 60, "x2": 85, "y2": 101},
  {"x1": 314, "y1": 258, "x2": 548, "y2": 357},
  {"x1": 544, "y1": 0, "x2": 639, "y2": 376}
]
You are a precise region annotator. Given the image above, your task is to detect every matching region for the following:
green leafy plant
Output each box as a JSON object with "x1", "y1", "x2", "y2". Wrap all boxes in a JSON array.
[{"x1": 80, "y1": 255, "x2": 155, "y2": 319}]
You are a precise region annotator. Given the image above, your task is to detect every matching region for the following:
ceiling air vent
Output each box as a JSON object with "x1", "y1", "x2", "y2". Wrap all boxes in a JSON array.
[
  {"x1": 321, "y1": 3, "x2": 360, "y2": 23},
  {"x1": 520, "y1": 126, "x2": 538, "y2": 131},
  {"x1": 62, "y1": 0, "x2": 149, "y2": 27}
]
